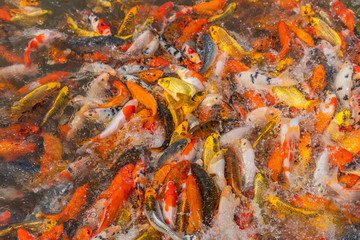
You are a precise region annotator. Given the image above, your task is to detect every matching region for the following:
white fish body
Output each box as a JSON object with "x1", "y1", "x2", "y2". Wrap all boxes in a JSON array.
[
  {"x1": 335, "y1": 62, "x2": 353, "y2": 109},
  {"x1": 207, "y1": 150, "x2": 227, "y2": 191}
]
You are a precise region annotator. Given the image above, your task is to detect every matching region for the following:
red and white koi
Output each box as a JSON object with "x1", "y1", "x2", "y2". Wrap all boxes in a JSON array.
[
  {"x1": 181, "y1": 138, "x2": 198, "y2": 162},
  {"x1": 161, "y1": 181, "x2": 178, "y2": 230},
  {"x1": 181, "y1": 43, "x2": 201, "y2": 64},
  {"x1": 280, "y1": 118, "x2": 300, "y2": 186},
  {"x1": 126, "y1": 30, "x2": 154, "y2": 55},
  {"x1": 81, "y1": 11, "x2": 111, "y2": 36},
  {"x1": 335, "y1": 62, "x2": 353, "y2": 109},
  {"x1": 143, "y1": 37, "x2": 160, "y2": 56},
  {"x1": 24, "y1": 30, "x2": 66, "y2": 68},
  {"x1": 76, "y1": 99, "x2": 138, "y2": 154},
  {"x1": 163, "y1": 7, "x2": 193, "y2": 29},
  {"x1": 170, "y1": 64, "x2": 205, "y2": 91},
  {"x1": 133, "y1": 159, "x2": 147, "y2": 215}
]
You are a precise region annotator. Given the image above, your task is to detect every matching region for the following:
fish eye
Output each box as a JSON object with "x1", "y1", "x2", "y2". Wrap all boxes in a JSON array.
[{"x1": 243, "y1": 142, "x2": 247, "y2": 146}]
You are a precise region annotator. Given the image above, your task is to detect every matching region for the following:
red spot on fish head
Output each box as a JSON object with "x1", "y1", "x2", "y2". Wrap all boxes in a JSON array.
[{"x1": 122, "y1": 105, "x2": 136, "y2": 121}]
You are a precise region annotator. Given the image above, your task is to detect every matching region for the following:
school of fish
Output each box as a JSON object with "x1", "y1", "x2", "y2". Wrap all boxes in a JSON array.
[{"x1": 1, "y1": 0, "x2": 360, "y2": 239}]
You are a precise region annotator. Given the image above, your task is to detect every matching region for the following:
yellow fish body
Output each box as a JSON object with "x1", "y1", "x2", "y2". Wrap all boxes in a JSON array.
[
  {"x1": 67, "y1": 14, "x2": 100, "y2": 37},
  {"x1": 272, "y1": 86, "x2": 321, "y2": 109},
  {"x1": 11, "y1": 10, "x2": 52, "y2": 27},
  {"x1": 41, "y1": 86, "x2": 69, "y2": 126},
  {"x1": 209, "y1": 26, "x2": 246, "y2": 57}
]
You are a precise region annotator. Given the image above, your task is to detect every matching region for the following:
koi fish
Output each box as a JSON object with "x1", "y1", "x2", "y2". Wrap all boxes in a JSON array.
[
  {"x1": 327, "y1": 168, "x2": 360, "y2": 201},
  {"x1": 315, "y1": 93, "x2": 337, "y2": 133},
  {"x1": 161, "y1": 181, "x2": 177, "y2": 229},
  {"x1": 0, "y1": 140, "x2": 36, "y2": 162},
  {"x1": 133, "y1": 159, "x2": 147, "y2": 215},
  {"x1": 41, "y1": 86, "x2": 69, "y2": 126},
  {"x1": 209, "y1": 26, "x2": 246, "y2": 58},
  {"x1": 43, "y1": 184, "x2": 88, "y2": 222},
  {"x1": 272, "y1": 86, "x2": 321, "y2": 110},
  {"x1": 81, "y1": 11, "x2": 112, "y2": 36},
  {"x1": 24, "y1": 31, "x2": 66, "y2": 68},
  {"x1": 331, "y1": 1, "x2": 355, "y2": 32},
  {"x1": 235, "y1": 70, "x2": 297, "y2": 90},
  {"x1": 76, "y1": 99, "x2": 138, "y2": 154},
  {"x1": 335, "y1": 62, "x2": 353, "y2": 109}
]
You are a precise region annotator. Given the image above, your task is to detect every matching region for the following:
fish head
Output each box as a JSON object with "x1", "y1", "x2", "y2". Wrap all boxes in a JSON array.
[
  {"x1": 158, "y1": 78, "x2": 170, "y2": 89},
  {"x1": 209, "y1": 26, "x2": 219, "y2": 40}
]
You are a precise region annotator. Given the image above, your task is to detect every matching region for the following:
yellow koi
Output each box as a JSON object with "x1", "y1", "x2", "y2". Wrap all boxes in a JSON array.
[
  {"x1": 203, "y1": 133, "x2": 220, "y2": 171},
  {"x1": 41, "y1": 86, "x2": 69, "y2": 126},
  {"x1": 209, "y1": 26, "x2": 246, "y2": 58},
  {"x1": 310, "y1": 17, "x2": 342, "y2": 46},
  {"x1": 208, "y1": 2, "x2": 237, "y2": 23},
  {"x1": 164, "y1": 91, "x2": 184, "y2": 129},
  {"x1": 158, "y1": 77, "x2": 196, "y2": 109},
  {"x1": 10, "y1": 10, "x2": 52, "y2": 27},
  {"x1": 182, "y1": 91, "x2": 206, "y2": 114},
  {"x1": 117, "y1": 6, "x2": 139, "y2": 37},
  {"x1": 66, "y1": 14, "x2": 100, "y2": 37},
  {"x1": 170, "y1": 121, "x2": 189, "y2": 145},
  {"x1": 12, "y1": 82, "x2": 61, "y2": 113},
  {"x1": 272, "y1": 86, "x2": 321, "y2": 109},
  {"x1": 268, "y1": 195, "x2": 323, "y2": 218}
]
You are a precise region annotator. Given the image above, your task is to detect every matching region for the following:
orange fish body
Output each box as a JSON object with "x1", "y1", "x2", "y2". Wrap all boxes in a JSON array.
[
  {"x1": 331, "y1": 0, "x2": 355, "y2": 31},
  {"x1": 268, "y1": 144, "x2": 283, "y2": 181},
  {"x1": 328, "y1": 146, "x2": 353, "y2": 170},
  {"x1": 152, "y1": 2, "x2": 174, "y2": 25},
  {"x1": 186, "y1": 173, "x2": 203, "y2": 230},
  {"x1": 0, "y1": 123, "x2": 38, "y2": 141},
  {"x1": 0, "y1": 8, "x2": 11, "y2": 22},
  {"x1": 39, "y1": 132, "x2": 64, "y2": 178},
  {"x1": 176, "y1": 19, "x2": 208, "y2": 49},
  {"x1": 315, "y1": 94, "x2": 337, "y2": 133},
  {"x1": 137, "y1": 69, "x2": 164, "y2": 83},
  {"x1": 43, "y1": 184, "x2": 88, "y2": 222},
  {"x1": 72, "y1": 226, "x2": 93, "y2": 240},
  {"x1": 192, "y1": 0, "x2": 227, "y2": 15},
  {"x1": 17, "y1": 228, "x2": 36, "y2": 240},
  {"x1": 96, "y1": 182, "x2": 134, "y2": 234},
  {"x1": 310, "y1": 65, "x2": 326, "y2": 94},
  {"x1": 0, "y1": 45, "x2": 24, "y2": 64},
  {"x1": 243, "y1": 91, "x2": 265, "y2": 111},
  {"x1": 276, "y1": 21, "x2": 291, "y2": 61},
  {"x1": 97, "y1": 164, "x2": 134, "y2": 201},
  {"x1": 0, "y1": 140, "x2": 35, "y2": 162}
]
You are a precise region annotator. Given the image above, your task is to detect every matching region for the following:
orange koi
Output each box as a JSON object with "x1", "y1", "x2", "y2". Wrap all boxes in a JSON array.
[
  {"x1": 309, "y1": 65, "x2": 326, "y2": 94},
  {"x1": 38, "y1": 224, "x2": 64, "y2": 240},
  {"x1": 0, "y1": 45, "x2": 24, "y2": 64},
  {"x1": 253, "y1": 35, "x2": 277, "y2": 51},
  {"x1": 268, "y1": 144, "x2": 283, "y2": 181},
  {"x1": 243, "y1": 91, "x2": 265, "y2": 111},
  {"x1": 176, "y1": 19, "x2": 208, "y2": 49},
  {"x1": 126, "y1": 81, "x2": 157, "y2": 125},
  {"x1": 43, "y1": 184, "x2": 88, "y2": 222},
  {"x1": 315, "y1": 93, "x2": 337, "y2": 133},
  {"x1": 0, "y1": 123, "x2": 38, "y2": 141},
  {"x1": 192, "y1": 0, "x2": 227, "y2": 15},
  {"x1": 158, "y1": 161, "x2": 190, "y2": 198},
  {"x1": 276, "y1": 21, "x2": 291, "y2": 61},
  {"x1": 285, "y1": 22, "x2": 314, "y2": 47},
  {"x1": 69, "y1": 51, "x2": 109, "y2": 63},
  {"x1": 0, "y1": 210, "x2": 10, "y2": 227},
  {"x1": 328, "y1": 146, "x2": 353, "y2": 170},
  {"x1": 137, "y1": 69, "x2": 164, "y2": 83},
  {"x1": 133, "y1": 159, "x2": 147, "y2": 215},
  {"x1": 39, "y1": 132, "x2": 64, "y2": 179},
  {"x1": 98, "y1": 81, "x2": 129, "y2": 108},
  {"x1": 17, "y1": 71, "x2": 69, "y2": 95},
  {"x1": 72, "y1": 226, "x2": 93, "y2": 240},
  {"x1": 331, "y1": 1, "x2": 355, "y2": 31},
  {"x1": 96, "y1": 182, "x2": 133, "y2": 234},
  {"x1": 225, "y1": 59, "x2": 249, "y2": 76},
  {"x1": 0, "y1": 8, "x2": 11, "y2": 22},
  {"x1": 97, "y1": 164, "x2": 134, "y2": 201},
  {"x1": 289, "y1": 194, "x2": 333, "y2": 211},
  {"x1": 17, "y1": 228, "x2": 36, "y2": 240},
  {"x1": 152, "y1": 2, "x2": 174, "y2": 25},
  {"x1": 139, "y1": 56, "x2": 170, "y2": 69},
  {"x1": 186, "y1": 173, "x2": 203, "y2": 230},
  {"x1": 339, "y1": 174, "x2": 360, "y2": 188},
  {"x1": 47, "y1": 47, "x2": 69, "y2": 64},
  {"x1": 162, "y1": 181, "x2": 178, "y2": 229},
  {"x1": 152, "y1": 163, "x2": 174, "y2": 188},
  {"x1": 0, "y1": 140, "x2": 35, "y2": 162}
]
